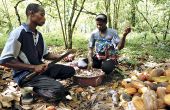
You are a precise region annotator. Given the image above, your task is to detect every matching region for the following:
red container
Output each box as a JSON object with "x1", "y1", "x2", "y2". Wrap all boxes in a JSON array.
[{"x1": 73, "y1": 74, "x2": 105, "y2": 87}]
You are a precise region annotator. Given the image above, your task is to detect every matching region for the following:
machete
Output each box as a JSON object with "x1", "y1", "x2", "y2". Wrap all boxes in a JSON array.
[{"x1": 24, "y1": 50, "x2": 74, "y2": 81}]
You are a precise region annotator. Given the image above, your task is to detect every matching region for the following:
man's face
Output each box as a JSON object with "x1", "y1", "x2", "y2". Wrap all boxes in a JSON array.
[
  {"x1": 30, "y1": 11, "x2": 46, "y2": 26},
  {"x1": 96, "y1": 21, "x2": 107, "y2": 31}
]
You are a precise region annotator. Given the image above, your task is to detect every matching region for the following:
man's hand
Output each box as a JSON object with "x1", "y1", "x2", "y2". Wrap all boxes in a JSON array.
[
  {"x1": 33, "y1": 64, "x2": 48, "y2": 74},
  {"x1": 123, "y1": 27, "x2": 131, "y2": 36},
  {"x1": 87, "y1": 48, "x2": 93, "y2": 70},
  {"x1": 63, "y1": 54, "x2": 75, "y2": 62},
  {"x1": 117, "y1": 27, "x2": 131, "y2": 50}
]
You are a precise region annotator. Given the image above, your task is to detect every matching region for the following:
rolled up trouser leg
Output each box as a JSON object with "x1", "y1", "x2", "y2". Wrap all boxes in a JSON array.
[{"x1": 21, "y1": 75, "x2": 67, "y2": 103}]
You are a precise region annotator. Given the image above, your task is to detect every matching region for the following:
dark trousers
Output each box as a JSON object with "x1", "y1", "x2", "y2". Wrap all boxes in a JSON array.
[
  {"x1": 20, "y1": 64, "x2": 75, "y2": 102},
  {"x1": 83, "y1": 56, "x2": 102, "y2": 68},
  {"x1": 83, "y1": 56, "x2": 118, "y2": 74}
]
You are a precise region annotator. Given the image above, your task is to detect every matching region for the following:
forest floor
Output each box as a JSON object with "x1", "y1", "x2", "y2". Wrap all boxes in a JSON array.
[
  {"x1": 0, "y1": 34, "x2": 170, "y2": 110},
  {"x1": 0, "y1": 44, "x2": 170, "y2": 110}
]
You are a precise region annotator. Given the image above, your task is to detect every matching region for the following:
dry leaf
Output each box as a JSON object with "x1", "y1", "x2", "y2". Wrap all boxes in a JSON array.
[{"x1": 75, "y1": 87, "x2": 84, "y2": 93}]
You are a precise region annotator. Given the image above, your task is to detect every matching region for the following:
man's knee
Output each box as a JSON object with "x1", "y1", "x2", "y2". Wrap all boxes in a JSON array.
[
  {"x1": 67, "y1": 66, "x2": 75, "y2": 77},
  {"x1": 101, "y1": 59, "x2": 117, "y2": 74}
]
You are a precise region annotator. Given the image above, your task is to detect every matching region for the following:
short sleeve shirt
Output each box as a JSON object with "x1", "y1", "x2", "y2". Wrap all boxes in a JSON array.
[
  {"x1": 0, "y1": 23, "x2": 49, "y2": 84},
  {"x1": 89, "y1": 28, "x2": 120, "y2": 56}
]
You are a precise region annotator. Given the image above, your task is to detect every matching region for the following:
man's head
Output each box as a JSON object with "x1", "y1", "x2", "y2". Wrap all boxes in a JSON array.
[
  {"x1": 26, "y1": 3, "x2": 45, "y2": 26},
  {"x1": 95, "y1": 14, "x2": 107, "y2": 31}
]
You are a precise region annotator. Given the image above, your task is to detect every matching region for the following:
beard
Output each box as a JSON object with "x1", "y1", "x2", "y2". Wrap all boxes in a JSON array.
[{"x1": 37, "y1": 21, "x2": 45, "y2": 26}]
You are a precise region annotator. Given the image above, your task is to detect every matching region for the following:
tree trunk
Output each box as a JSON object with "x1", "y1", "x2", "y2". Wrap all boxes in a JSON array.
[
  {"x1": 68, "y1": 0, "x2": 86, "y2": 49},
  {"x1": 113, "y1": 0, "x2": 120, "y2": 30},
  {"x1": 131, "y1": 0, "x2": 136, "y2": 27},
  {"x1": 64, "y1": 0, "x2": 68, "y2": 45},
  {"x1": 104, "y1": 0, "x2": 112, "y2": 28},
  {"x1": 68, "y1": 31, "x2": 73, "y2": 49},
  {"x1": 163, "y1": 14, "x2": 170, "y2": 40},
  {"x1": 55, "y1": 0, "x2": 68, "y2": 48}
]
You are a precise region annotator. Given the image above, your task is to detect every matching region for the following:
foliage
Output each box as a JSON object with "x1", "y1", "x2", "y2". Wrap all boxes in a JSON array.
[
  {"x1": 121, "y1": 32, "x2": 170, "y2": 62},
  {"x1": 44, "y1": 32, "x2": 169, "y2": 62},
  {"x1": 0, "y1": 0, "x2": 169, "y2": 60}
]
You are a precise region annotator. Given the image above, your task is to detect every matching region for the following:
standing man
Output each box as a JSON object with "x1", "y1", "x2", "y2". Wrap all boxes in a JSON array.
[
  {"x1": 0, "y1": 3, "x2": 75, "y2": 103},
  {"x1": 87, "y1": 14, "x2": 131, "y2": 74}
]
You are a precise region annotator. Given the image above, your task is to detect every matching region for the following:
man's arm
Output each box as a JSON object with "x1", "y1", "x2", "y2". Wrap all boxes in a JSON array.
[
  {"x1": 3, "y1": 59, "x2": 34, "y2": 71},
  {"x1": 88, "y1": 48, "x2": 94, "y2": 64},
  {"x1": 44, "y1": 52, "x2": 61, "y2": 60},
  {"x1": 88, "y1": 33, "x2": 95, "y2": 69},
  {"x1": 117, "y1": 33, "x2": 128, "y2": 50},
  {"x1": 117, "y1": 27, "x2": 131, "y2": 50},
  {"x1": 2, "y1": 59, "x2": 47, "y2": 73},
  {"x1": 87, "y1": 48, "x2": 94, "y2": 69}
]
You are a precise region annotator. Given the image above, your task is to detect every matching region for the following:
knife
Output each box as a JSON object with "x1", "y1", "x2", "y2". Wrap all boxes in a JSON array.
[{"x1": 24, "y1": 50, "x2": 74, "y2": 81}]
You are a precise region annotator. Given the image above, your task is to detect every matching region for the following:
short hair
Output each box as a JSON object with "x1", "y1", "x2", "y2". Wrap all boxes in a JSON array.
[
  {"x1": 26, "y1": 3, "x2": 44, "y2": 16},
  {"x1": 96, "y1": 14, "x2": 107, "y2": 23}
]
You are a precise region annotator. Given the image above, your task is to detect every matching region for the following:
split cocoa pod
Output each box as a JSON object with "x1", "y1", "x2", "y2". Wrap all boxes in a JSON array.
[
  {"x1": 165, "y1": 69, "x2": 170, "y2": 77},
  {"x1": 138, "y1": 73, "x2": 148, "y2": 81},
  {"x1": 144, "y1": 81, "x2": 158, "y2": 91},
  {"x1": 164, "y1": 94, "x2": 170, "y2": 106},
  {"x1": 157, "y1": 98, "x2": 166, "y2": 109},
  {"x1": 152, "y1": 76, "x2": 170, "y2": 83},
  {"x1": 132, "y1": 96, "x2": 145, "y2": 110},
  {"x1": 148, "y1": 68, "x2": 165, "y2": 81},
  {"x1": 131, "y1": 80, "x2": 145, "y2": 89},
  {"x1": 45, "y1": 106, "x2": 56, "y2": 110},
  {"x1": 157, "y1": 87, "x2": 166, "y2": 100},
  {"x1": 157, "y1": 82, "x2": 169, "y2": 88},
  {"x1": 138, "y1": 87, "x2": 148, "y2": 94},
  {"x1": 121, "y1": 80, "x2": 133, "y2": 88},
  {"x1": 166, "y1": 85, "x2": 170, "y2": 93},
  {"x1": 124, "y1": 87, "x2": 137, "y2": 95}
]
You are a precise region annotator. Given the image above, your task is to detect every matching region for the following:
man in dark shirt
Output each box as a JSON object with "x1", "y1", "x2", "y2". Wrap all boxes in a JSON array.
[{"x1": 0, "y1": 3, "x2": 75, "y2": 103}]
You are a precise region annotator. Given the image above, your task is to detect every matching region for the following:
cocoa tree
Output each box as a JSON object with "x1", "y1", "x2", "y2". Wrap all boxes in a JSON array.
[{"x1": 55, "y1": 0, "x2": 86, "y2": 49}]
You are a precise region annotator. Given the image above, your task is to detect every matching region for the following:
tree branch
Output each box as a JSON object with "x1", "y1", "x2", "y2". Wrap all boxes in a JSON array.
[
  {"x1": 74, "y1": 8, "x2": 96, "y2": 15},
  {"x1": 36, "y1": 0, "x2": 42, "y2": 5},
  {"x1": 163, "y1": 14, "x2": 170, "y2": 40},
  {"x1": 14, "y1": 0, "x2": 24, "y2": 25},
  {"x1": 136, "y1": 5, "x2": 159, "y2": 42},
  {"x1": 72, "y1": 0, "x2": 86, "y2": 32},
  {"x1": 47, "y1": 13, "x2": 57, "y2": 19},
  {"x1": 14, "y1": 0, "x2": 44, "y2": 26},
  {"x1": 64, "y1": 0, "x2": 68, "y2": 43},
  {"x1": 68, "y1": 0, "x2": 77, "y2": 28}
]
